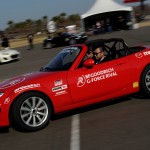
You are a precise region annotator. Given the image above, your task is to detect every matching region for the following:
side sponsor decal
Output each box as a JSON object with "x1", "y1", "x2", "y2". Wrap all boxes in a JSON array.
[
  {"x1": 77, "y1": 75, "x2": 86, "y2": 87},
  {"x1": 52, "y1": 84, "x2": 68, "y2": 92},
  {"x1": 143, "y1": 51, "x2": 150, "y2": 56},
  {"x1": 0, "y1": 77, "x2": 26, "y2": 89},
  {"x1": 77, "y1": 68, "x2": 117, "y2": 87},
  {"x1": 62, "y1": 47, "x2": 78, "y2": 53},
  {"x1": 55, "y1": 90, "x2": 67, "y2": 96},
  {"x1": 133, "y1": 82, "x2": 139, "y2": 88},
  {"x1": 135, "y1": 50, "x2": 150, "y2": 58},
  {"x1": 4, "y1": 97, "x2": 10, "y2": 105},
  {"x1": 14, "y1": 84, "x2": 41, "y2": 93},
  {"x1": 135, "y1": 53, "x2": 143, "y2": 58},
  {"x1": 54, "y1": 79, "x2": 63, "y2": 86}
]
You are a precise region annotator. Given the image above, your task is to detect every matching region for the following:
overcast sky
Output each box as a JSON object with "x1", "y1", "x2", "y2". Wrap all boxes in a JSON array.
[{"x1": 0, "y1": 0, "x2": 149, "y2": 30}]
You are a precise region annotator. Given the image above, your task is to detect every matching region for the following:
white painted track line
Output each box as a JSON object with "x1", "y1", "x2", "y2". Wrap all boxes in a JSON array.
[{"x1": 70, "y1": 114, "x2": 80, "y2": 150}]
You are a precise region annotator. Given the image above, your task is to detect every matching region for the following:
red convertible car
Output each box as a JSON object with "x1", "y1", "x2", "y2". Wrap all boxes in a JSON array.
[{"x1": 0, "y1": 38, "x2": 150, "y2": 132}]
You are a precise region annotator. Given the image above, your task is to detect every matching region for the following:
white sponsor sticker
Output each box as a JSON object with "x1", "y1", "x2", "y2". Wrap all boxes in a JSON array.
[
  {"x1": 55, "y1": 90, "x2": 67, "y2": 96},
  {"x1": 14, "y1": 84, "x2": 40, "y2": 93},
  {"x1": 54, "y1": 80, "x2": 63, "y2": 86},
  {"x1": 143, "y1": 51, "x2": 150, "y2": 56},
  {"x1": 52, "y1": 84, "x2": 68, "y2": 92},
  {"x1": 77, "y1": 68, "x2": 117, "y2": 87}
]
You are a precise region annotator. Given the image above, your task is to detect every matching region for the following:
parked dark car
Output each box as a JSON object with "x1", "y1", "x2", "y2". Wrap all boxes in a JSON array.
[{"x1": 43, "y1": 32, "x2": 88, "y2": 49}]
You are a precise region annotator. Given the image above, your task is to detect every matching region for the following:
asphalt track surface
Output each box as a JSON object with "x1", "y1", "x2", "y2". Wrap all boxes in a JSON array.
[{"x1": 0, "y1": 26, "x2": 150, "y2": 150}]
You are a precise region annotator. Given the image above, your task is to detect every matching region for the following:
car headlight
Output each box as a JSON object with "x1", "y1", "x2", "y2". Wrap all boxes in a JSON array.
[{"x1": 0, "y1": 93, "x2": 4, "y2": 97}]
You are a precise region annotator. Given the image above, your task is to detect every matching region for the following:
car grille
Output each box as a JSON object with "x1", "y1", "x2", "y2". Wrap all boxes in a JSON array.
[{"x1": 11, "y1": 54, "x2": 19, "y2": 59}]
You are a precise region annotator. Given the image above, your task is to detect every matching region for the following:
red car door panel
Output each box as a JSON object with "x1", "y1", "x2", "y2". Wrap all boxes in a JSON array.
[{"x1": 67, "y1": 57, "x2": 132, "y2": 103}]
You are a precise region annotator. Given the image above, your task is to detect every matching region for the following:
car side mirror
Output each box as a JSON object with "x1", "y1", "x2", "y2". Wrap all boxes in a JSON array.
[{"x1": 83, "y1": 59, "x2": 95, "y2": 68}]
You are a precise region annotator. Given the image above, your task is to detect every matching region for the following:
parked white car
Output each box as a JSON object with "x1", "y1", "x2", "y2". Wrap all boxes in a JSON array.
[{"x1": 0, "y1": 48, "x2": 20, "y2": 63}]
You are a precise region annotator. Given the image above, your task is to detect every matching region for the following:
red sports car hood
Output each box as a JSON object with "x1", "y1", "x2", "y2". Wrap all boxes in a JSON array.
[{"x1": 0, "y1": 71, "x2": 57, "y2": 91}]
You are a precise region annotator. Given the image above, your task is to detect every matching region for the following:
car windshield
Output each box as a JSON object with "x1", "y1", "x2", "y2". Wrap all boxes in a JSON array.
[{"x1": 40, "y1": 46, "x2": 81, "y2": 71}]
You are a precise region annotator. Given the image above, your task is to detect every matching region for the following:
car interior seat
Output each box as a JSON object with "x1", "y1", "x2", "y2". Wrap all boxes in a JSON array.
[{"x1": 109, "y1": 46, "x2": 117, "y2": 60}]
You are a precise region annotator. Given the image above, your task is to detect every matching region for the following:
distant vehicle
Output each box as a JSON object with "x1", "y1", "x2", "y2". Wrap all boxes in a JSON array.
[
  {"x1": 135, "y1": 14, "x2": 145, "y2": 22},
  {"x1": 43, "y1": 32, "x2": 88, "y2": 49},
  {"x1": 0, "y1": 48, "x2": 20, "y2": 64},
  {"x1": 0, "y1": 38, "x2": 150, "y2": 132}
]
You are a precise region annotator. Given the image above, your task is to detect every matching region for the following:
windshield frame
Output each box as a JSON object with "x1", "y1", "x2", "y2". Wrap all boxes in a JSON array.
[{"x1": 40, "y1": 46, "x2": 82, "y2": 72}]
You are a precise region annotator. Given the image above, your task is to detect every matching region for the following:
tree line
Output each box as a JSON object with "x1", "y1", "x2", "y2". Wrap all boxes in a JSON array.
[
  {"x1": 5, "y1": 13, "x2": 81, "y2": 36},
  {"x1": 3, "y1": 4, "x2": 150, "y2": 37}
]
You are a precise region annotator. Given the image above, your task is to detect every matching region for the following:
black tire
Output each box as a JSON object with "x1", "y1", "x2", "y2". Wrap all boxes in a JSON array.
[
  {"x1": 46, "y1": 42, "x2": 53, "y2": 49},
  {"x1": 11, "y1": 92, "x2": 52, "y2": 132},
  {"x1": 43, "y1": 42, "x2": 52, "y2": 49},
  {"x1": 140, "y1": 65, "x2": 150, "y2": 96},
  {"x1": 69, "y1": 39, "x2": 76, "y2": 45}
]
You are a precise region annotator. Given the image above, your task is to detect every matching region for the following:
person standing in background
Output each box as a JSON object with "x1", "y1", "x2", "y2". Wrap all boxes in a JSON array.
[
  {"x1": 106, "y1": 18, "x2": 112, "y2": 32},
  {"x1": 1, "y1": 34, "x2": 10, "y2": 49},
  {"x1": 27, "y1": 33, "x2": 34, "y2": 50}
]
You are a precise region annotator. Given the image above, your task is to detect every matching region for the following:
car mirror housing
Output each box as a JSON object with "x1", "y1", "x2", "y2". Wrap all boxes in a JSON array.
[{"x1": 83, "y1": 59, "x2": 95, "y2": 68}]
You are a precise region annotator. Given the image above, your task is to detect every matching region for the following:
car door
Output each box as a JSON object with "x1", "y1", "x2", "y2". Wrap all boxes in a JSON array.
[{"x1": 67, "y1": 56, "x2": 132, "y2": 104}]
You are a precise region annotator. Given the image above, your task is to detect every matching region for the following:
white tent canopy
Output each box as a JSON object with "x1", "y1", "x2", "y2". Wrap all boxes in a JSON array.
[
  {"x1": 81, "y1": 0, "x2": 133, "y2": 19},
  {"x1": 80, "y1": 0, "x2": 135, "y2": 31}
]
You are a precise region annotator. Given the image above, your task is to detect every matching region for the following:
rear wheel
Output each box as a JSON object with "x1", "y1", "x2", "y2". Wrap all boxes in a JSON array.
[
  {"x1": 69, "y1": 39, "x2": 76, "y2": 45},
  {"x1": 140, "y1": 65, "x2": 150, "y2": 96},
  {"x1": 11, "y1": 92, "x2": 52, "y2": 132}
]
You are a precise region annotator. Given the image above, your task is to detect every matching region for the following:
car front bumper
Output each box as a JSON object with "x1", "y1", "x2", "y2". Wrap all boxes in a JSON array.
[
  {"x1": 0, "y1": 103, "x2": 9, "y2": 127},
  {"x1": 0, "y1": 54, "x2": 20, "y2": 63}
]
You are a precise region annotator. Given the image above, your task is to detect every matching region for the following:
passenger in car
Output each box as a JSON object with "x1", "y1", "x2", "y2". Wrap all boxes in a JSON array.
[
  {"x1": 86, "y1": 50, "x2": 94, "y2": 59},
  {"x1": 83, "y1": 45, "x2": 95, "y2": 61}
]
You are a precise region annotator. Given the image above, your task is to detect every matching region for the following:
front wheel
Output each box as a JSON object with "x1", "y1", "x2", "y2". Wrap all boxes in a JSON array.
[
  {"x1": 11, "y1": 92, "x2": 52, "y2": 132},
  {"x1": 43, "y1": 42, "x2": 53, "y2": 49},
  {"x1": 140, "y1": 65, "x2": 150, "y2": 96},
  {"x1": 46, "y1": 42, "x2": 53, "y2": 49}
]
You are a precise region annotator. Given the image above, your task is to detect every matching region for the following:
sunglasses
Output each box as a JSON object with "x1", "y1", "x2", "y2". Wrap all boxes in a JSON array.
[{"x1": 87, "y1": 51, "x2": 92, "y2": 54}]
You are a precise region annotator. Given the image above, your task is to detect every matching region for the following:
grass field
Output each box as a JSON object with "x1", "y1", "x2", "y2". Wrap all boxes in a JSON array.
[{"x1": 9, "y1": 35, "x2": 47, "y2": 48}]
